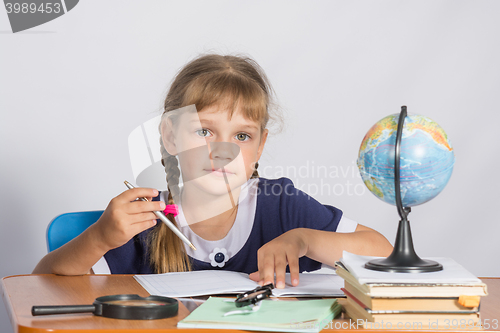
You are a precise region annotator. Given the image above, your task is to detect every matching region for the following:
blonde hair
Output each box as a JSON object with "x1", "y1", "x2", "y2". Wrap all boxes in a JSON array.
[{"x1": 148, "y1": 54, "x2": 275, "y2": 273}]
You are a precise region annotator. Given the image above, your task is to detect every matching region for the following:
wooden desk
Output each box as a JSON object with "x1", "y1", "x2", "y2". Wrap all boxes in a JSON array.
[{"x1": 2, "y1": 275, "x2": 499, "y2": 333}]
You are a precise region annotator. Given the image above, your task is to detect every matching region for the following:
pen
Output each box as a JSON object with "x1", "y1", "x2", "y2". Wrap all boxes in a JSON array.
[{"x1": 124, "y1": 180, "x2": 196, "y2": 251}]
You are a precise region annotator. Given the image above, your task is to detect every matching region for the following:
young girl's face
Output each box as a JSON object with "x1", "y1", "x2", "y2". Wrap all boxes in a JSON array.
[{"x1": 163, "y1": 104, "x2": 268, "y2": 198}]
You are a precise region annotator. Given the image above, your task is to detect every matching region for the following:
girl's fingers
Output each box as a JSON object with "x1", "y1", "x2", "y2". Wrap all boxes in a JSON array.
[
  {"x1": 274, "y1": 255, "x2": 288, "y2": 289},
  {"x1": 257, "y1": 251, "x2": 276, "y2": 286},
  {"x1": 129, "y1": 212, "x2": 159, "y2": 224},
  {"x1": 248, "y1": 271, "x2": 260, "y2": 282},
  {"x1": 256, "y1": 244, "x2": 301, "y2": 289},
  {"x1": 130, "y1": 219, "x2": 157, "y2": 235},
  {"x1": 287, "y1": 256, "x2": 300, "y2": 287},
  {"x1": 126, "y1": 200, "x2": 166, "y2": 214},
  {"x1": 118, "y1": 187, "x2": 159, "y2": 204}
]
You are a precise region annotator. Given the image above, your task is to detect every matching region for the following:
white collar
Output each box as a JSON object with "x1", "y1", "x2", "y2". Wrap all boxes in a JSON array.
[{"x1": 160, "y1": 178, "x2": 259, "y2": 264}]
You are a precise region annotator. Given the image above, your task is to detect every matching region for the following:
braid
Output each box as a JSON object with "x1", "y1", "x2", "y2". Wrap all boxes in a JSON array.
[
  {"x1": 147, "y1": 140, "x2": 191, "y2": 273},
  {"x1": 251, "y1": 162, "x2": 260, "y2": 179},
  {"x1": 164, "y1": 154, "x2": 181, "y2": 204}
]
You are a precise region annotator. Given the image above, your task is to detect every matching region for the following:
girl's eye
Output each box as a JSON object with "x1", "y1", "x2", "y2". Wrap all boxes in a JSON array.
[
  {"x1": 236, "y1": 133, "x2": 250, "y2": 141},
  {"x1": 196, "y1": 129, "x2": 211, "y2": 137}
]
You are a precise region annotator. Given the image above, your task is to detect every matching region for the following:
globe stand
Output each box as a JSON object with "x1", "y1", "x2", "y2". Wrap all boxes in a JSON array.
[{"x1": 364, "y1": 106, "x2": 443, "y2": 273}]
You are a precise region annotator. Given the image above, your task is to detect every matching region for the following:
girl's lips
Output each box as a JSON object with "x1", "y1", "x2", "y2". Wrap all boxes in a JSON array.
[{"x1": 205, "y1": 169, "x2": 235, "y2": 177}]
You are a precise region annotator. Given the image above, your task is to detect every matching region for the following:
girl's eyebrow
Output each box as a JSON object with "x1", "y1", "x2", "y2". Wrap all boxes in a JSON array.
[
  {"x1": 197, "y1": 119, "x2": 214, "y2": 125},
  {"x1": 197, "y1": 118, "x2": 259, "y2": 131},
  {"x1": 239, "y1": 124, "x2": 259, "y2": 131}
]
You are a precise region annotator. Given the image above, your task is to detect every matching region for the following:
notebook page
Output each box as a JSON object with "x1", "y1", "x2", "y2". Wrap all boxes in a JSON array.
[
  {"x1": 135, "y1": 270, "x2": 345, "y2": 298},
  {"x1": 274, "y1": 273, "x2": 344, "y2": 297},
  {"x1": 135, "y1": 270, "x2": 258, "y2": 297}
]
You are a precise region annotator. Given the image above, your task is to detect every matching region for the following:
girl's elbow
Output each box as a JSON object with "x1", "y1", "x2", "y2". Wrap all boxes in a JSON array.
[{"x1": 373, "y1": 233, "x2": 393, "y2": 256}]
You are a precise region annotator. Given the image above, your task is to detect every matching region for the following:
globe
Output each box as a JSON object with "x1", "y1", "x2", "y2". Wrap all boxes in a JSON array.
[{"x1": 357, "y1": 113, "x2": 455, "y2": 207}]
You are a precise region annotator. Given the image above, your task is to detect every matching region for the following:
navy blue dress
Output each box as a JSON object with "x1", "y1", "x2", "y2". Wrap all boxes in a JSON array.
[{"x1": 104, "y1": 177, "x2": 343, "y2": 274}]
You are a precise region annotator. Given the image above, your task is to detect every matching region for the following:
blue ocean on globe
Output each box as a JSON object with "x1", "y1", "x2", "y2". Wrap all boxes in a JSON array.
[{"x1": 357, "y1": 113, "x2": 455, "y2": 207}]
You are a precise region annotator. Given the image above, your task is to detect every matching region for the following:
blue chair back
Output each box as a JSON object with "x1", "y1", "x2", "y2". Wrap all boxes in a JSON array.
[{"x1": 46, "y1": 210, "x2": 104, "y2": 252}]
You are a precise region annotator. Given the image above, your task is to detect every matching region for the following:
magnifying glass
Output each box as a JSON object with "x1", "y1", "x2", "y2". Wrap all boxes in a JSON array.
[{"x1": 32, "y1": 294, "x2": 178, "y2": 320}]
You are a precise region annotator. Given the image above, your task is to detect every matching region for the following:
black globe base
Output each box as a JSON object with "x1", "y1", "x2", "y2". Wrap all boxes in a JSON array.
[
  {"x1": 364, "y1": 214, "x2": 443, "y2": 273},
  {"x1": 365, "y1": 257, "x2": 443, "y2": 273}
]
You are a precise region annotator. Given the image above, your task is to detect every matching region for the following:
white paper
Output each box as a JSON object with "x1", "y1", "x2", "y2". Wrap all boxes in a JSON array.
[
  {"x1": 340, "y1": 251, "x2": 483, "y2": 285},
  {"x1": 134, "y1": 270, "x2": 345, "y2": 298}
]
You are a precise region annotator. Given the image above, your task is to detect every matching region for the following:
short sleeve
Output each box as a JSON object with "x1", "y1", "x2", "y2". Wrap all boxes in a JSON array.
[
  {"x1": 335, "y1": 216, "x2": 358, "y2": 233},
  {"x1": 92, "y1": 256, "x2": 111, "y2": 274}
]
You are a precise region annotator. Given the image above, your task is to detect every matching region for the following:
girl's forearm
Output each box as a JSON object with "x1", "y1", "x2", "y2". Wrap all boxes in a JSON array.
[
  {"x1": 300, "y1": 227, "x2": 393, "y2": 267},
  {"x1": 32, "y1": 223, "x2": 110, "y2": 275}
]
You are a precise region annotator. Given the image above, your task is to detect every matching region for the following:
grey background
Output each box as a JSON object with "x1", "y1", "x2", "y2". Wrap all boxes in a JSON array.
[{"x1": 1, "y1": 1, "x2": 499, "y2": 331}]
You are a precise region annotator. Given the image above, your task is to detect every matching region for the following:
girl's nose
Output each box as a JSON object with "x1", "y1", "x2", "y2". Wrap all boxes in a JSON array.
[{"x1": 208, "y1": 142, "x2": 240, "y2": 161}]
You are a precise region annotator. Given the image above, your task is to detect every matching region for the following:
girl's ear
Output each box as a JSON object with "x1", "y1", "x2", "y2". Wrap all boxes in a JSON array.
[
  {"x1": 256, "y1": 129, "x2": 268, "y2": 162},
  {"x1": 161, "y1": 118, "x2": 178, "y2": 156}
]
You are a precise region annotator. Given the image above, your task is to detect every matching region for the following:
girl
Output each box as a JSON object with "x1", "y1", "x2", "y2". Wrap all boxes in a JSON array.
[{"x1": 33, "y1": 54, "x2": 392, "y2": 289}]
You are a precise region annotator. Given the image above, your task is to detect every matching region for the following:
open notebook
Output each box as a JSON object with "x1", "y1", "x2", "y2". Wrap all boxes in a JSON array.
[{"x1": 134, "y1": 270, "x2": 344, "y2": 298}]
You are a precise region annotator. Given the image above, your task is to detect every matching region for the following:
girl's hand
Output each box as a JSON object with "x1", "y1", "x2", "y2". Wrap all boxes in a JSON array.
[
  {"x1": 249, "y1": 229, "x2": 309, "y2": 289},
  {"x1": 92, "y1": 188, "x2": 165, "y2": 252}
]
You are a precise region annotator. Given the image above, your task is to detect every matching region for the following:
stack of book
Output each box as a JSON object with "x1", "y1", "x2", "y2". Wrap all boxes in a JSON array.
[{"x1": 336, "y1": 252, "x2": 488, "y2": 329}]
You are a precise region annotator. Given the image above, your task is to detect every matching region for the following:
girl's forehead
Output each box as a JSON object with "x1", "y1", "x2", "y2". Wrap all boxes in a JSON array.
[{"x1": 182, "y1": 105, "x2": 261, "y2": 128}]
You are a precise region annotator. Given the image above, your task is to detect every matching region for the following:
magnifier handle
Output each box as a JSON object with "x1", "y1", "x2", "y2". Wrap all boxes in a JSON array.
[{"x1": 32, "y1": 304, "x2": 95, "y2": 316}]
